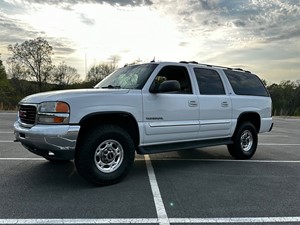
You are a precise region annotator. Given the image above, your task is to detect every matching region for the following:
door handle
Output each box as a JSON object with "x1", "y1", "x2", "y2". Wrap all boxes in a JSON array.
[
  {"x1": 221, "y1": 101, "x2": 229, "y2": 107},
  {"x1": 188, "y1": 100, "x2": 198, "y2": 107}
]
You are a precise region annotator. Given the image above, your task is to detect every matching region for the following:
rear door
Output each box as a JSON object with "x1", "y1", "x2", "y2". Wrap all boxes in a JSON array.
[{"x1": 193, "y1": 67, "x2": 232, "y2": 138}]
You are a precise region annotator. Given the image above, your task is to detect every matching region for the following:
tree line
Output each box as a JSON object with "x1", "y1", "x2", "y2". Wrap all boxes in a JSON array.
[
  {"x1": 0, "y1": 37, "x2": 117, "y2": 109},
  {"x1": 0, "y1": 37, "x2": 299, "y2": 116}
]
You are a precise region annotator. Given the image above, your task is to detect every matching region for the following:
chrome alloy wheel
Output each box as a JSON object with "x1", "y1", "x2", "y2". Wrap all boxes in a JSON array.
[
  {"x1": 240, "y1": 130, "x2": 253, "y2": 152},
  {"x1": 94, "y1": 139, "x2": 124, "y2": 173}
]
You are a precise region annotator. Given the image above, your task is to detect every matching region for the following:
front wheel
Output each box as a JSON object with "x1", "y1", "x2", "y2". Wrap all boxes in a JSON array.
[
  {"x1": 75, "y1": 125, "x2": 135, "y2": 186},
  {"x1": 227, "y1": 122, "x2": 258, "y2": 159}
]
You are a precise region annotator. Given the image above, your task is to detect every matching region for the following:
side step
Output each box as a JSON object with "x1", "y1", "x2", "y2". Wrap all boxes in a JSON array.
[{"x1": 138, "y1": 138, "x2": 233, "y2": 154}]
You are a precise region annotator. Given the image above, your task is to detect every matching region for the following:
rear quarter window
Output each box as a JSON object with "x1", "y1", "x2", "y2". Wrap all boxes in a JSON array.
[{"x1": 224, "y1": 70, "x2": 269, "y2": 97}]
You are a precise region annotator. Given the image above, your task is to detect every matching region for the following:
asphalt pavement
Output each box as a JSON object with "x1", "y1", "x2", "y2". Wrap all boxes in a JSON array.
[{"x1": 0, "y1": 113, "x2": 300, "y2": 225}]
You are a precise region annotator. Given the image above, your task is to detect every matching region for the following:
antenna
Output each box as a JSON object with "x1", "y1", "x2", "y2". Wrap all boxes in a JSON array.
[{"x1": 150, "y1": 56, "x2": 155, "y2": 63}]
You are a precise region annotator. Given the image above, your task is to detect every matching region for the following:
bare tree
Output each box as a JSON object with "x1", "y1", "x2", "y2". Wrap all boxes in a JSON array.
[
  {"x1": 86, "y1": 61, "x2": 118, "y2": 85},
  {"x1": 53, "y1": 62, "x2": 81, "y2": 86},
  {"x1": 8, "y1": 37, "x2": 53, "y2": 92},
  {"x1": 6, "y1": 58, "x2": 28, "y2": 80}
]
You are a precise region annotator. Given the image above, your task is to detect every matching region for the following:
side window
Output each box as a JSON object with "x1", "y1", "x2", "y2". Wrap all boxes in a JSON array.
[
  {"x1": 224, "y1": 70, "x2": 269, "y2": 97},
  {"x1": 194, "y1": 68, "x2": 225, "y2": 95},
  {"x1": 151, "y1": 66, "x2": 192, "y2": 94}
]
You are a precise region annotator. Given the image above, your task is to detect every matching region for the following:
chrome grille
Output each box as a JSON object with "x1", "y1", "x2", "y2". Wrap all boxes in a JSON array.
[{"x1": 19, "y1": 104, "x2": 37, "y2": 125}]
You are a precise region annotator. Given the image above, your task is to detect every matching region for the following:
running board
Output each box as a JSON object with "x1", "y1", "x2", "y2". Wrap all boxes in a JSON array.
[{"x1": 138, "y1": 138, "x2": 233, "y2": 154}]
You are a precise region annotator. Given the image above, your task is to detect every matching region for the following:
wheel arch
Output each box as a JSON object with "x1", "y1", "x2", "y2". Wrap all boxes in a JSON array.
[
  {"x1": 77, "y1": 112, "x2": 140, "y2": 151},
  {"x1": 235, "y1": 112, "x2": 261, "y2": 135}
]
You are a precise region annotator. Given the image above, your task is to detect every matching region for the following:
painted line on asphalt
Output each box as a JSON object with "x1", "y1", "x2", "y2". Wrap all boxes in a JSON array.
[
  {"x1": 169, "y1": 217, "x2": 300, "y2": 223},
  {"x1": 0, "y1": 219, "x2": 158, "y2": 224},
  {"x1": 259, "y1": 134, "x2": 289, "y2": 137},
  {"x1": 145, "y1": 154, "x2": 170, "y2": 225},
  {"x1": 151, "y1": 158, "x2": 300, "y2": 163},
  {"x1": 1, "y1": 158, "x2": 300, "y2": 163},
  {"x1": 259, "y1": 143, "x2": 300, "y2": 146},
  {"x1": 0, "y1": 140, "x2": 15, "y2": 143},
  {"x1": 0, "y1": 112, "x2": 17, "y2": 115},
  {"x1": 1, "y1": 217, "x2": 300, "y2": 224},
  {"x1": 0, "y1": 158, "x2": 45, "y2": 161}
]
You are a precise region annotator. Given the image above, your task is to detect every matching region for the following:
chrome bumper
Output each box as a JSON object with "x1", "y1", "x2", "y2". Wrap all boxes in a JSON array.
[{"x1": 14, "y1": 122, "x2": 80, "y2": 160}]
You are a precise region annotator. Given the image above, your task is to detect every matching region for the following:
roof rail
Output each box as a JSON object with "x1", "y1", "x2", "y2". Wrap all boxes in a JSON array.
[
  {"x1": 179, "y1": 61, "x2": 199, "y2": 64},
  {"x1": 179, "y1": 61, "x2": 251, "y2": 73},
  {"x1": 179, "y1": 61, "x2": 252, "y2": 73},
  {"x1": 197, "y1": 63, "x2": 233, "y2": 70},
  {"x1": 233, "y1": 68, "x2": 251, "y2": 73}
]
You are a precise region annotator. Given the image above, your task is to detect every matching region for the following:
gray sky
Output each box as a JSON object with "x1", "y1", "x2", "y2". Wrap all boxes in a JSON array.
[{"x1": 0, "y1": 0, "x2": 299, "y2": 83}]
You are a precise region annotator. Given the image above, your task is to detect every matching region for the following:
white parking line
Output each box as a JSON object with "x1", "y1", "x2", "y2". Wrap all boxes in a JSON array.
[
  {"x1": 169, "y1": 217, "x2": 300, "y2": 223},
  {"x1": 0, "y1": 158, "x2": 45, "y2": 161},
  {"x1": 0, "y1": 217, "x2": 300, "y2": 224},
  {"x1": 151, "y1": 159, "x2": 300, "y2": 163},
  {"x1": 259, "y1": 143, "x2": 300, "y2": 145},
  {"x1": 145, "y1": 155, "x2": 170, "y2": 225},
  {"x1": 1, "y1": 158, "x2": 300, "y2": 163},
  {"x1": 0, "y1": 112, "x2": 17, "y2": 115},
  {"x1": 0, "y1": 218, "x2": 158, "y2": 224},
  {"x1": 0, "y1": 140, "x2": 14, "y2": 143}
]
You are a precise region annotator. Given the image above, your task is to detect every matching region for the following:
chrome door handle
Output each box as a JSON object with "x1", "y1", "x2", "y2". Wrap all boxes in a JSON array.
[
  {"x1": 188, "y1": 100, "x2": 198, "y2": 107},
  {"x1": 221, "y1": 101, "x2": 229, "y2": 107}
]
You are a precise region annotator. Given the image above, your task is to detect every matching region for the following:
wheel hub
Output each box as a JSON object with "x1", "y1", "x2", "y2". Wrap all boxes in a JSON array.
[
  {"x1": 94, "y1": 139, "x2": 124, "y2": 173},
  {"x1": 240, "y1": 130, "x2": 253, "y2": 152}
]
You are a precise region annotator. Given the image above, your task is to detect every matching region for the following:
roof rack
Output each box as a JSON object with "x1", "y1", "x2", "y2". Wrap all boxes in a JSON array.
[
  {"x1": 233, "y1": 68, "x2": 251, "y2": 73},
  {"x1": 179, "y1": 61, "x2": 251, "y2": 73},
  {"x1": 179, "y1": 61, "x2": 199, "y2": 64}
]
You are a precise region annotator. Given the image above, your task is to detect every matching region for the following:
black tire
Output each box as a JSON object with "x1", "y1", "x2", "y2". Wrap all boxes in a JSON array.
[
  {"x1": 75, "y1": 125, "x2": 135, "y2": 186},
  {"x1": 227, "y1": 122, "x2": 258, "y2": 159}
]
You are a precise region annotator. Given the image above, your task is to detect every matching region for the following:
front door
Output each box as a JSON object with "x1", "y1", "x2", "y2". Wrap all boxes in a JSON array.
[{"x1": 142, "y1": 65, "x2": 200, "y2": 145}]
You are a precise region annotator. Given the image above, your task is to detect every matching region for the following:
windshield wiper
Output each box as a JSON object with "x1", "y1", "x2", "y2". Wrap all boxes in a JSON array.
[{"x1": 101, "y1": 85, "x2": 121, "y2": 89}]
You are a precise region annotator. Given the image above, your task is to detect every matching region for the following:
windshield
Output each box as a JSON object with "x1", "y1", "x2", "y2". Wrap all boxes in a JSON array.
[{"x1": 94, "y1": 63, "x2": 158, "y2": 89}]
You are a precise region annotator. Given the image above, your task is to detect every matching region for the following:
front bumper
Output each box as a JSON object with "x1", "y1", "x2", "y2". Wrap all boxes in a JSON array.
[{"x1": 14, "y1": 122, "x2": 80, "y2": 160}]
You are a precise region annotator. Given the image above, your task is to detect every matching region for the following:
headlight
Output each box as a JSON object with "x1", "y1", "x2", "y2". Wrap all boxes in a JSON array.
[{"x1": 37, "y1": 101, "x2": 70, "y2": 124}]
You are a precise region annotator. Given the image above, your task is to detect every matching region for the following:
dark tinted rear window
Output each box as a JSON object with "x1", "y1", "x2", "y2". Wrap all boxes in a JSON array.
[
  {"x1": 224, "y1": 70, "x2": 269, "y2": 97},
  {"x1": 194, "y1": 68, "x2": 225, "y2": 95}
]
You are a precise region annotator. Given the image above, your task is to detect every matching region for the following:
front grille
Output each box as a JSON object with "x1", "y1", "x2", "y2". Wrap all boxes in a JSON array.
[{"x1": 19, "y1": 104, "x2": 37, "y2": 125}]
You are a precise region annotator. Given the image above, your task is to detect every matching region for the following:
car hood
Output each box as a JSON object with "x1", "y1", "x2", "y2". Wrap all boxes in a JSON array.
[{"x1": 20, "y1": 88, "x2": 130, "y2": 104}]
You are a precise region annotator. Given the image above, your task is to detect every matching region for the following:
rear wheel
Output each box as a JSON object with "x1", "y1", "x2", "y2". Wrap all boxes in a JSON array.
[
  {"x1": 227, "y1": 122, "x2": 258, "y2": 159},
  {"x1": 75, "y1": 125, "x2": 135, "y2": 186}
]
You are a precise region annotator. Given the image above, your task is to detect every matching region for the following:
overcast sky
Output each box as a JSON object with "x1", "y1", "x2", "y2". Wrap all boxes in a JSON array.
[{"x1": 0, "y1": 0, "x2": 299, "y2": 83}]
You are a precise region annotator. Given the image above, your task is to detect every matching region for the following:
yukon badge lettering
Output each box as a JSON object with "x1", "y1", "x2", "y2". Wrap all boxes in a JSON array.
[{"x1": 146, "y1": 117, "x2": 163, "y2": 120}]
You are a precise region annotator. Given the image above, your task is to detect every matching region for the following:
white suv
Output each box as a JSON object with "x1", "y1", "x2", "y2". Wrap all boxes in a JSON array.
[{"x1": 14, "y1": 61, "x2": 273, "y2": 185}]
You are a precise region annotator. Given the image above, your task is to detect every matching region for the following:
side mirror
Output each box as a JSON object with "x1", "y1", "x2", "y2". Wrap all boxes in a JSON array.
[
  {"x1": 149, "y1": 80, "x2": 180, "y2": 94},
  {"x1": 149, "y1": 80, "x2": 181, "y2": 93},
  {"x1": 159, "y1": 80, "x2": 180, "y2": 93}
]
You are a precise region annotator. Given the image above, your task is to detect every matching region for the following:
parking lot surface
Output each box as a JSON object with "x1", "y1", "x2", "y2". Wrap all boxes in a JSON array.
[{"x1": 1, "y1": 113, "x2": 300, "y2": 225}]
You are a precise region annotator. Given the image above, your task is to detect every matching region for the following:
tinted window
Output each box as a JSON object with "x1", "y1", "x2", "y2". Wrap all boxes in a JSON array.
[
  {"x1": 224, "y1": 70, "x2": 269, "y2": 96},
  {"x1": 194, "y1": 68, "x2": 225, "y2": 95}
]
